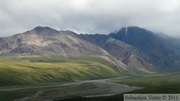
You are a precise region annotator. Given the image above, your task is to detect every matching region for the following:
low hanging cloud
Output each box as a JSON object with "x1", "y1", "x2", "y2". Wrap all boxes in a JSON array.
[{"x1": 0, "y1": 0, "x2": 180, "y2": 37}]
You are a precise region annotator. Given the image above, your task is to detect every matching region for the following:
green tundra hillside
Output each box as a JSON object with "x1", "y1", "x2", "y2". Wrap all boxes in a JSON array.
[{"x1": 0, "y1": 55, "x2": 121, "y2": 86}]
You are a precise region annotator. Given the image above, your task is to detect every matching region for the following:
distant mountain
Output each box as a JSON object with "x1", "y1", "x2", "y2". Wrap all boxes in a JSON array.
[
  {"x1": 109, "y1": 26, "x2": 180, "y2": 69},
  {"x1": 0, "y1": 26, "x2": 127, "y2": 71},
  {"x1": 0, "y1": 26, "x2": 180, "y2": 73}
]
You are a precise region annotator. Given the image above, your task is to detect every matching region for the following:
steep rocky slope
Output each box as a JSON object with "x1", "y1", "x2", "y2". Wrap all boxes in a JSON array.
[
  {"x1": 79, "y1": 34, "x2": 154, "y2": 72},
  {"x1": 0, "y1": 26, "x2": 127, "y2": 71}
]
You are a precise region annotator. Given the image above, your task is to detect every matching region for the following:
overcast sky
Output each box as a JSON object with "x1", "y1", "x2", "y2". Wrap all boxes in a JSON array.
[{"x1": 1, "y1": 0, "x2": 180, "y2": 37}]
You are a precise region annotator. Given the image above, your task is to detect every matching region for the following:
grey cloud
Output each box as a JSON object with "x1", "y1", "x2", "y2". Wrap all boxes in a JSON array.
[{"x1": 0, "y1": 0, "x2": 180, "y2": 37}]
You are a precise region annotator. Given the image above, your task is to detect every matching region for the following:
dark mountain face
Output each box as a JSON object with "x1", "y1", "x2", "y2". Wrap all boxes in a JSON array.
[
  {"x1": 110, "y1": 26, "x2": 180, "y2": 68},
  {"x1": 110, "y1": 27, "x2": 171, "y2": 55},
  {"x1": 79, "y1": 34, "x2": 154, "y2": 72}
]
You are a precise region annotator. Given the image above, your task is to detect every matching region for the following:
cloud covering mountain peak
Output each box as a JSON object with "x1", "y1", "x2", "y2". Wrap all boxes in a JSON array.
[{"x1": 1, "y1": 0, "x2": 180, "y2": 37}]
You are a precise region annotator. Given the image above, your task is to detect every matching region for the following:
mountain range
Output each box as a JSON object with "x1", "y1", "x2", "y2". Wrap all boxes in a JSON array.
[{"x1": 1, "y1": 26, "x2": 180, "y2": 73}]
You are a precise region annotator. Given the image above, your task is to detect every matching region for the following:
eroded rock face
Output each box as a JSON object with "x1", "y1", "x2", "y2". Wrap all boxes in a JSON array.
[
  {"x1": 0, "y1": 26, "x2": 127, "y2": 71},
  {"x1": 0, "y1": 26, "x2": 107, "y2": 56}
]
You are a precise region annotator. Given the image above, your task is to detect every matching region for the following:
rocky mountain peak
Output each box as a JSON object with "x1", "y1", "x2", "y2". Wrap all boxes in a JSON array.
[
  {"x1": 28, "y1": 26, "x2": 60, "y2": 36},
  {"x1": 109, "y1": 26, "x2": 180, "y2": 68},
  {"x1": 33, "y1": 26, "x2": 55, "y2": 31},
  {"x1": 110, "y1": 26, "x2": 154, "y2": 40}
]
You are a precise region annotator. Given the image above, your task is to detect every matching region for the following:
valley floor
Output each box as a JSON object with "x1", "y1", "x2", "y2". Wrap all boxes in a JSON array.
[
  {"x1": 60, "y1": 72, "x2": 180, "y2": 101},
  {"x1": 0, "y1": 76, "x2": 140, "y2": 101},
  {"x1": 1, "y1": 73, "x2": 180, "y2": 101}
]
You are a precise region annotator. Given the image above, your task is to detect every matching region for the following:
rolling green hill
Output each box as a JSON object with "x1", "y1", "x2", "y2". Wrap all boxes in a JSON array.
[{"x1": 0, "y1": 55, "x2": 122, "y2": 86}]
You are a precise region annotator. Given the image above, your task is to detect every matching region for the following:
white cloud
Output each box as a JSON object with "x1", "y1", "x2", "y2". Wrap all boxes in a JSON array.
[
  {"x1": 0, "y1": 0, "x2": 180, "y2": 37},
  {"x1": 157, "y1": 0, "x2": 180, "y2": 13}
]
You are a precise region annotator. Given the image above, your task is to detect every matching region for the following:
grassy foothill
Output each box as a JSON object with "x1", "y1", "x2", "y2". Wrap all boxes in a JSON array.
[{"x1": 0, "y1": 55, "x2": 121, "y2": 86}]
